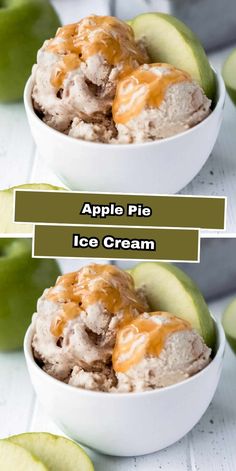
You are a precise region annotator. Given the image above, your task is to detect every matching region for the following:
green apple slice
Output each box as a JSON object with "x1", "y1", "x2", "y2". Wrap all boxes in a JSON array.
[
  {"x1": 0, "y1": 183, "x2": 66, "y2": 233},
  {"x1": 222, "y1": 298, "x2": 236, "y2": 354},
  {"x1": 131, "y1": 262, "x2": 216, "y2": 348},
  {"x1": 0, "y1": 440, "x2": 47, "y2": 471},
  {"x1": 10, "y1": 433, "x2": 94, "y2": 471},
  {"x1": 222, "y1": 49, "x2": 236, "y2": 105},
  {"x1": 131, "y1": 12, "x2": 216, "y2": 100}
]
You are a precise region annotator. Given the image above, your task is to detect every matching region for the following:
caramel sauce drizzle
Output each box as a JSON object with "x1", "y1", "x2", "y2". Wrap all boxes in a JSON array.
[
  {"x1": 47, "y1": 15, "x2": 148, "y2": 90},
  {"x1": 112, "y1": 311, "x2": 191, "y2": 373},
  {"x1": 47, "y1": 264, "x2": 146, "y2": 337},
  {"x1": 112, "y1": 63, "x2": 191, "y2": 124}
]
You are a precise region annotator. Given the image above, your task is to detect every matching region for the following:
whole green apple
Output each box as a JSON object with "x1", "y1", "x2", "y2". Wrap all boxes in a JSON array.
[
  {"x1": 0, "y1": 0, "x2": 60, "y2": 102},
  {"x1": 222, "y1": 49, "x2": 236, "y2": 106},
  {"x1": 222, "y1": 298, "x2": 236, "y2": 355},
  {"x1": 0, "y1": 238, "x2": 60, "y2": 350}
]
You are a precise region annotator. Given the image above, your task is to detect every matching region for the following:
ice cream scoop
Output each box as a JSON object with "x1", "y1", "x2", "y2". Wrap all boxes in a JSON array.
[
  {"x1": 32, "y1": 15, "x2": 148, "y2": 133},
  {"x1": 113, "y1": 63, "x2": 211, "y2": 143},
  {"x1": 32, "y1": 264, "x2": 147, "y2": 382},
  {"x1": 113, "y1": 311, "x2": 211, "y2": 392}
]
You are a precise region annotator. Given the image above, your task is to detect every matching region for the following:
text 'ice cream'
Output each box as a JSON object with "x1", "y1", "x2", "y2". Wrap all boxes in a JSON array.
[{"x1": 32, "y1": 264, "x2": 211, "y2": 393}]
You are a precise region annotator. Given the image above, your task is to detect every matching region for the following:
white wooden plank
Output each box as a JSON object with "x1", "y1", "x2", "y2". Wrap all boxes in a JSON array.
[
  {"x1": 0, "y1": 351, "x2": 35, "y2": 437},
  {"x1": 89, "y1": 436, "x2": 190, "y2": 471},
  {"x1": 188, "y1": 296, "x2": 236, "y2": 471},
  {"x1": 29, "y1": 150, "x2": 65, "y2": 187},
  {"x1": 29, "y1": 400, "x2": 62, "y2": 435},
  {"x1": 0, "y1": 103, "x2": 35, "y2": 189}
]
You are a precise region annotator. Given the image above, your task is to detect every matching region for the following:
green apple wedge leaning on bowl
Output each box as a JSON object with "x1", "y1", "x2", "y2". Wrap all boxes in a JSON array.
[
  {"x1": 222, "y1": 298, "x2": 236, "y2": 354},
  {"x1": 0, "y1": 238, "x2": 61, "y2": 351},
  {"x1": 0, "y1": 0, "x2": 60, "y2": 102},
  {"x1": 130, "y1": 262, "x2": 216, "y2": 349},
  {"x1": 130, "y1": 12, "x2": 216, "y2": 101}
]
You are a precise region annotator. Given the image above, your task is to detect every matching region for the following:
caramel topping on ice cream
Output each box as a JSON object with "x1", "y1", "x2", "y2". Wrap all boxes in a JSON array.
[
  {"x1": 48, "y1": 264, "x2": 146, "y2": 337},
  {"x1": 112, "y1": 312, "x2": 191, "y2": 373},
  {"x1": 112, "y1": 63, "x2": 191, "y2": 124},
  {"x1": 51, "y1": 54, "x2": 81, "y2": 90},
  {"x1": 48, "y1": 15, "x2": 147, "y2": 89}
]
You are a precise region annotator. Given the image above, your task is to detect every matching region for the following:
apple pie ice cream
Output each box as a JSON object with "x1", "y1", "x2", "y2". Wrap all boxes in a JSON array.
[
  {"x1": 31, "y1": 15, "x2": 211, "y2": 144},
  {"x1": 112, "y1": 63, "x2": 211, "y2": 143},
  {"x1": 32, "y1": 264, "x2": 147, "y2": 388},
  {"x1": 32, "y1": 15, "x2": 148, "y2": 139},
  {"x1": 32, "y1": 264, "x2": 211, "y2": 393},
  {"x1": 113, "y1": 312, "x2": 211, "y2": 392}
]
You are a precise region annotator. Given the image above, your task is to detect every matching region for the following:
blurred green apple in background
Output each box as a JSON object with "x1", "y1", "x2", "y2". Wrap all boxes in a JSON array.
[
  {"x1": 222, "y1": 49, "x2": 236, "y2": 106},
  {"x1": 0, "y1": 238, "x2": 60, "y2": 351},
  {"x1": 0, "y1": 0, "x2": 60, "y2": 102},
  {"x1": 222, "y1": 298, "x2": 236, "y2": 354}
]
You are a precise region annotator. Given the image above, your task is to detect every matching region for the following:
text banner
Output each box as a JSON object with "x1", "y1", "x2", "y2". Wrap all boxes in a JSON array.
[
  {"x1": 15, "y1": 191, "x2": 225, "y2": 230},
  {"x1": 33, "y1": 225, "x2": 199, "y2": 262}
]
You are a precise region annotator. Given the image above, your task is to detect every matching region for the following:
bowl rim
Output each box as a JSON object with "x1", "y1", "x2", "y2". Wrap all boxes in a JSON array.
[
  {"x1": 24, "y1": 315, "x2": 225, "y2": 399},
  {"x1": 24, "y1": 67, "x2": 225, "y2": 150}
]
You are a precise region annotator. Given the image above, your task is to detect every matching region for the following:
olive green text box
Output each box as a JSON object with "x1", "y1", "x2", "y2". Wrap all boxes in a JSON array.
[
  {"x1": 15, "y1": 191, "x2": 225, "y2": 229},
  {"x1": 33, "y1": 225, "x2": 199, "y2": 262}
]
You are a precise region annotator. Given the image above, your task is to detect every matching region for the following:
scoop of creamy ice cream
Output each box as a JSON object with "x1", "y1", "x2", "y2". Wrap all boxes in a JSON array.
[
  {"x1": 32, "y1": 264, "x2": 147, "y2": 382},
  {"x1": 113, "y1": 311, "x2": 211, "y2": 392},
  {"x1": 32, "y1": 15, "x2": 148, "y2": 133},
  {"x1": 112, "y1": 63, "x2": 211, "y2": 143}
]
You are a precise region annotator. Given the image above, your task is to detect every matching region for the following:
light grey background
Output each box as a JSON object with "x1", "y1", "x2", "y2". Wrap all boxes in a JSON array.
[
  {"x1": 113, "y1": 0, "x2": 236, "y2": 51},
  {"x1": 116, "y1": 238, "x2": 236, "y2": 301}
]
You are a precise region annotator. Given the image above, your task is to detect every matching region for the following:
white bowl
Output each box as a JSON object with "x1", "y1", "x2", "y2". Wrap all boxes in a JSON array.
[
  {"x1": 24, "y1": 71, "x2": 225, "y2": 194},
  {"x1": 24, "y1": 318, "x2": 225, "y2": 457}
]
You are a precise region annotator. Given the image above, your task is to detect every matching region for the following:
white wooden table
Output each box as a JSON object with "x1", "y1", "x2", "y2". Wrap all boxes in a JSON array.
[
  {"x1": 0, "y1": 290, "x2": 235, "y2": 471},
  {"x1": 0, "y1": 1, "x2": 235, "y2": 233}
]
